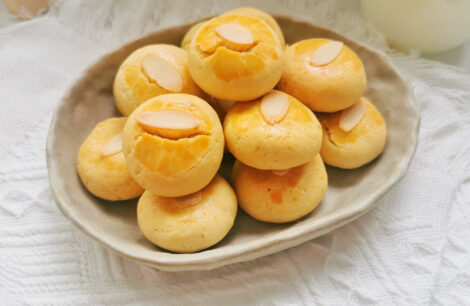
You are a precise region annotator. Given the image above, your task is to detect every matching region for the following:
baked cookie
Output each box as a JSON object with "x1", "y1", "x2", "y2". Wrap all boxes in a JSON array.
[
  {"x1": 232, "y1": 154, "x2": 327, "y2": 223},
  {"x1": 187, "y1": 14, "x2": 284, "y2": 101},
  {"x1": 278, "y1": 38, "x2": 367, "y2": 112},
  {"x1": 122, "y1": 93, "x2": 224, "y2": 197},
  {"x1": 77, "y1": 117, "x2": 144, "y2": 201},
  {"x1": 317, "y1": 97, "x2": 387, "y2": 169},
  {"x1": 137, "y1": 175, "x2": 237, "y2": 253},
  {"x1": 113, "y1": 44, "x2": 205, "y2": 116},
  {"x1": 224, "y1": 90, "x2": 322, "y2": 170}
]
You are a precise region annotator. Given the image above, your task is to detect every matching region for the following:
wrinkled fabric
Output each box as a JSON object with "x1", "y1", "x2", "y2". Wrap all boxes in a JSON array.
[{"x1": 0, "y1": 0, "x2": 469, "y2": 305}]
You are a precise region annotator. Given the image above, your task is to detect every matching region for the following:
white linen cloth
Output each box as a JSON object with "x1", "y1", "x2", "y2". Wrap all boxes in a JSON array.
[{"x1": 1, "y1": 0, "x2": 469, "y2": 304}]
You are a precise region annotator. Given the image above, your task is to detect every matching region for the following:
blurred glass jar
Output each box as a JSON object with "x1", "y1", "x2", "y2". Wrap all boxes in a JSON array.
[{"x1": 361, "y1": 0, "x2": 470, "y2": 54}]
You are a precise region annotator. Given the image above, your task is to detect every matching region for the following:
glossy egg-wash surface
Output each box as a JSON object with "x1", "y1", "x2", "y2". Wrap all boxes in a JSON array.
[
  {"x1": 317, "y1": 97, "x2": 387, "y2": 169},
  {"x1": 187, "y1": 14, "x2": 284, "y2": 101},
  {"x1": 122, "y1": 94, "x2": 224, "y2": 197},
  {"x1": 232, "y1": 155, "x2": 327, "y2": 223},
  {"x1": 77, "y1": 117, "x2": 144, "y2": 201},
  {"x1": 114, "y1": 44, "x2": 205, "y2": 116},
  {"x1": 279, "y1": 38, "x2": 367, "y2": 112},
  {"x1": 221, "y1": 7, "x2": 285, "y2": 46},
  {"x1": 47, "y1": 17, "x2": 418, "y2": 271},
  {"x1": 138, "y1": 175, "x2": 237, "y2": 253},
  {"x1": 224, "y1": 91, "x2": 322, "y2": 170}
]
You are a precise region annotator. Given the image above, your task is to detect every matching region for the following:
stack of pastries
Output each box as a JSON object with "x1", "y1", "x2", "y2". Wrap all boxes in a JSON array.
[{"x1": 77, "y1": 7, "x2": 387, "y2": 253}]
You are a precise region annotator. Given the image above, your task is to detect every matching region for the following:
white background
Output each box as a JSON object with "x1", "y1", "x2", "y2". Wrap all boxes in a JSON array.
[{"x1": 0, "y1": 0, "x2": 469, "y2": 305}]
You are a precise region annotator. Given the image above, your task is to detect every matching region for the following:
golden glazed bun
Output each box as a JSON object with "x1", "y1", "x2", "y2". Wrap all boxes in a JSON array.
[
  {"x1": 224, "y1": 90, "x2": 322, "y2": 170},
  {"x1": 278, "y1": 38, "x2": 367, "y2": 112},
  {"x1": 113, "y1": 44, "x2": 205, "y2": 116},
  {"x1": 232, "y1": 155, "x2": 327, "y2": 223},
  {"x1": 137, "y1": 175, "x2": 237, "y2": 253},
  {"x1": 187, "y1": 14, "x2": 284, "y2": 101},
  {"x1": 77, "y1": 117, "x2": 144, "y2": 201},
  {"x1": 317, "y1": 97, "x2": 387, "y2": 169},
  {"x1": 122, "y1": 94, "x2": 224, "y2": 197}
]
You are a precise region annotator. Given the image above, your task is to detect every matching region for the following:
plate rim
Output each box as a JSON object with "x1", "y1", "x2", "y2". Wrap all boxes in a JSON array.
[{"x1": 46, "y1": 15, "x2": 420, "y2": 271}]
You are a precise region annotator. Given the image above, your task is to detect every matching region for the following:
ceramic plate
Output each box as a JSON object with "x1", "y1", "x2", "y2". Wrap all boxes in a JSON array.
[{"x1": 46, "y1": 16, "x2": 419, "y2": 271}]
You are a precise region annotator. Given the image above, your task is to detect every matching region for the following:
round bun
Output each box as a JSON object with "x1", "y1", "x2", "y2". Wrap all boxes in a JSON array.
[
  {"x1": 77, "y1": 117, "x2": 144, "y2": 201},
  {"x1": 224, "y1": 90, "x2": 322, "y2": 170},
  {"x1": 232, "y1": 155, "x2": 327, "y2": 223},
  {"x1": 222, "y1": 7, "x2": 284, "y2": 46},
  {"x1": 278, "y1": 38, "x2": 367, "y2": 112},
  {"x1": 318, "y1": 97, "x2": 387, "y2": 169},
  {"x1": 187, "y1": 14, "x2": 284, "y2": 101},
  {"x1": 122, "y1": 94, "x2": 224, "y2": 197},
  {"x1": 137, "y1": 175, "x2": 237, "y2": 253},
  {"x1": 113, "y1": 44, "x2": 205, "y2": 116}
]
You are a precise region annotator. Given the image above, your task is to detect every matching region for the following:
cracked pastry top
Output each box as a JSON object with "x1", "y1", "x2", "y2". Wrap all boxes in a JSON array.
[
  {"x1": 278, "y1": 38, "x2": 367, "y2": 112},
  {"x1": 122, "y1": 93, "x2": 224, "y2": 197},
  {"x1": 223, "y1": 90, "x2": 323, "y2": 170},
  {"x1": 113, "y1": 44, "x2": 205, "y2": 116},
  {"x1": 77, "y1": 117, "x2": 144, "y2": 201},
  {"x1": 317, "y1": 97, "x2": 387, "y2": 169},
  {"x1": 187, "y1": 14, "x2": 284, "y2": 101},
  {"x1": 221, "y1": 7, "x2": 285, "y2": 47}
]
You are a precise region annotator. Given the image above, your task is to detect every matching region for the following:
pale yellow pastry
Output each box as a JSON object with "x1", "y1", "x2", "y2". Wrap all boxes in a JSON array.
[
  {"x1": 77, "y1": 117, "x2": 144, "y2": 201},
  {"x1": 222, "y1": 7, "x2": 285, "y2": 46},
  {"x1": 137, "y1": 175, "x2": 237, "y2": 253},
  {"x1": 278, "y1": 38, "x2": 367, "y2": 112},
  {"x1": 317, "y1": 97, "x2": 387, "y2": 169},
  {"x1": 232, "y1": 155, "x2": 327, "y2": 223},
  {"x1": 122, "y1": 93, "x2": 224, "y2": 197},
  {"x1": 224, "y1": 90, "x2": 322, "y2": 170},
  {"x1": 187, "y1": 14, "x2": 284, "y2": 101},
  {"x1": 113, "y1": 44, "x2": 205, "y2": 116}
]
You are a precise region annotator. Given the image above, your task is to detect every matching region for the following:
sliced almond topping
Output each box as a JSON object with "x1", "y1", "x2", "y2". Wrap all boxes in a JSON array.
[
  {"x1": 101, "y1": 132, "x2": 122, "y2": 157},
  {"x1": 215, "y1": 23, "x2": 254, "y2": 45},
  {"x1": 260, "y1": 91, "x2": 290, "y2": 124},
  {"x1": 136, "y1": 111, "x2": 201, "y2": 131},
  {"x1": 217, "y1": 99, "x2": 236, "y2": 112},
  {"x1": 309, "y1": 41, "x2": 344, "y2": 66},
  {"x1": 272, "y1": 169, "x2": 289, "y2": 176},
  {"x1": 141, "y1": 54, "x2": 183, "y2": 92},
  {"x1": 339, "y1": 99, "x2": 367, "y2": 132}
]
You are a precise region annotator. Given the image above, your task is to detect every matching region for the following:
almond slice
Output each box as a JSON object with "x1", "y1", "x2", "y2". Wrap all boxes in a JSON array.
[
  {"x1": 141, "y1": 54, "x2": 183, "y2": 92},
  {"x1": 339, "y1": 99, "x2": 367, "y2": 132},
  {"x1": 309, "y1": 41, "x2": 344, "y2": 66},
  {"x1": 272, "y1": 169, "x2": 289, "y2": 176},
  {"x1": 101, "y1": 132, "x2": 122, "y2": 157},
  {"x1": 260, "y1": 91, "x2": 290, "y2": 124},
  {"x1": 136, "y1": 111, "x2": 201, "y2": 130},
  {"x1": 215, "y1": 23, "x2": 254, "y2": 45}
]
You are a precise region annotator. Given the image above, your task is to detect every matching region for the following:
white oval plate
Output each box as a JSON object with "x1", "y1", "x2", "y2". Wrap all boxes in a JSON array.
[{"x1": 46, "y1": 16, "x2": 419, "y2": 271}]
